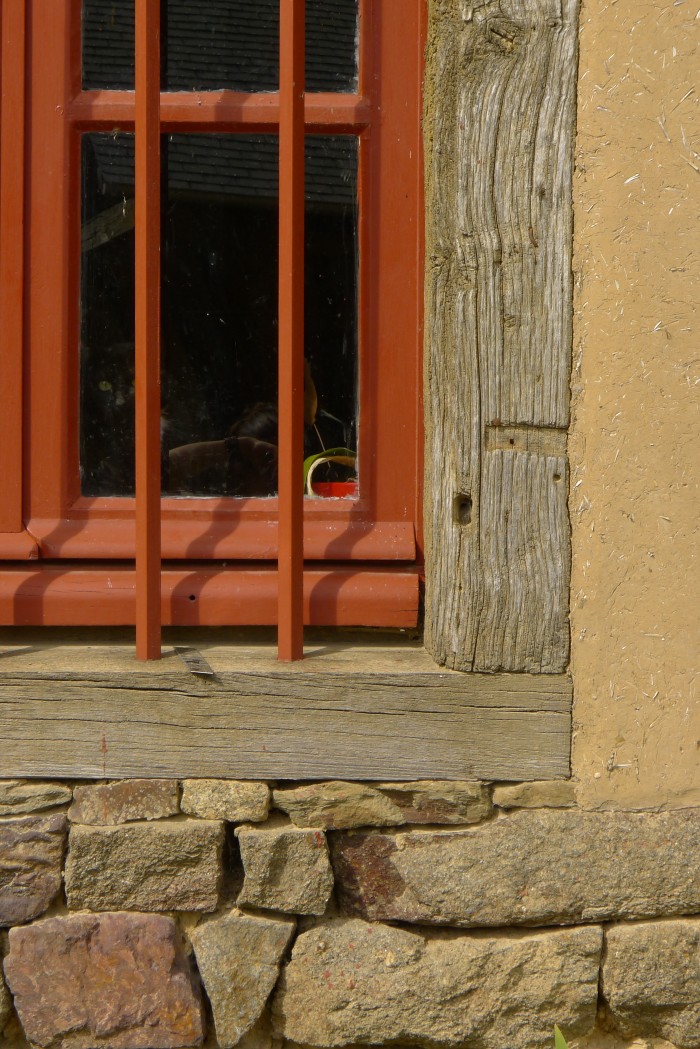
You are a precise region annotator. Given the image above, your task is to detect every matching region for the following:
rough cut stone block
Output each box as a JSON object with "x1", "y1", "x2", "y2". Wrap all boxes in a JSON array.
[
  {"x1": 493, "y1": 780, "x2": 576, "y2": 809},
  {"x1": 274, "y1": 781, "x2": 491, "y2": 829},
  {"x1": 0, "y1": 968, "x2": 11, "y2": 1031},
  {"x1": 376, "y1": 780, "x2": 492, "y2": 824},
  {"x1": 0, "y1": 814, "x2": 67, "y2": 927},
  {"x1": 236, "y1": 821, "x2": 333, "y2": 915},
  {"x1": 191, "y1": 908, "x2": 295, "y2": 1048},
  {"x1": 332, "y1": 809, "x2": 700, "y2": 927},
  {"x1": 65, "y1": 820, "x2": 224, "y2": 912},
  {"x1": 68, "y1": 780, "x2": 179, "y2": 824},
  {"x1": 4, "y1": 912, "x2": 204, "y2": 1048},
  {"x1": 0, "y1": 779, "x2": 72, "y2": 816},
  {"x1": 181, "y1": 780, "x2": 270, "y2": 823},
  {"x1": 603, "y1": 919, "x2": 700, "y2": 1047},
  {"x1": 272, "y1": 917, "x2": 602, "y2": 1049},
  {"x1": 273, "y1": 782, "x2": 404, "y2": 829}
]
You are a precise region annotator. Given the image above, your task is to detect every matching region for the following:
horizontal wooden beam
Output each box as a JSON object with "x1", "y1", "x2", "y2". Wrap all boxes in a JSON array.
[{"x1": 0, "y1": 631, "x2": 571, "y2": 782}]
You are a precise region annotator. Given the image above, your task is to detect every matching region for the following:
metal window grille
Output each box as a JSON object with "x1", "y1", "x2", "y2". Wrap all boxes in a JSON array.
[
  {"x1": 133, "y1": 0, "x2": 305, "y2": 660},
  {"x1": 0, "y1": 0, "x2": 422, "y2": 646}
]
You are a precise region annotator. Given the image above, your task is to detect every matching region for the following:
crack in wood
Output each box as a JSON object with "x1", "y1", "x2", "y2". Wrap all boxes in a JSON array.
[{"x1": 0, "y1": 681, "x2": 572, "y2": 780}]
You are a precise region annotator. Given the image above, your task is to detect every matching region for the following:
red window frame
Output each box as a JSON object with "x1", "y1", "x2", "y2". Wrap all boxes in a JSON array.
[{"x1": 0, "y1": 0, "x2": 424, "y2": 642}]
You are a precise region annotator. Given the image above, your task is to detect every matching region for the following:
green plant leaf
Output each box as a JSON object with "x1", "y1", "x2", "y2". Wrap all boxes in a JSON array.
[
  {"x1": 554, "y1": 1025, "x2": 568, "y2": 1049},
  {"x1": 303, "y1": 448, "x2": 355, "y2": 486}
]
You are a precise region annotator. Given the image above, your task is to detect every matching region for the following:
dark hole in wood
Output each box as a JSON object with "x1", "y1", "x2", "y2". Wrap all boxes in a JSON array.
[
  {"x1": 454, "y1": 493, "x2": 472, "y2": 526},
  {"x1": 553, "y1": 473, "x2": 562, "y2": 483},
  {"x1": 189, "y1": 594, "x2": 197, "y2": 601}
]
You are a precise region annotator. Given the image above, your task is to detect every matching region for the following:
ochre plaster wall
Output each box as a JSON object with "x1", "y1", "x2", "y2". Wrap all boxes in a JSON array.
[{"x1": 570, "y1": 0, "x2": 699, "y2": 809}]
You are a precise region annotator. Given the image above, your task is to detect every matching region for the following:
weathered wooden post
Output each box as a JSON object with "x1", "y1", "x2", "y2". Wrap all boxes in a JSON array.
[{"x1": 424, "y1": 0, "x2": 579, "y2": 672}]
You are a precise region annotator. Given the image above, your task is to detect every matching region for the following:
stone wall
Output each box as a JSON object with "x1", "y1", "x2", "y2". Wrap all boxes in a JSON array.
[{"x1": 1, "y1": 778, "x2": 699, "y2": 1049}]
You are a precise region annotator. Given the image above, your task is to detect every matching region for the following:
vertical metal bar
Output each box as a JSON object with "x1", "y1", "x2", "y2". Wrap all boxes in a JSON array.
[
  {"x1": 0, "y1": 0, "x2": 26, "y2": 533},
  {"x1": 134, "y1": 0, "x2": 162, "y2": 659},
  {"x1": 277, "y1": 0, "x2": 305, "y2": 660}
]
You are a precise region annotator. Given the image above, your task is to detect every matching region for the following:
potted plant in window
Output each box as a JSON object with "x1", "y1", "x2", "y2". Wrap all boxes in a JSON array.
[{"x1": 304, "y1": 448, "x2": 357, "y2": 498}]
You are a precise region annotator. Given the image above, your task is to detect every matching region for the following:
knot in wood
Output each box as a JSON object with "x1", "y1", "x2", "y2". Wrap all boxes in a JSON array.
[{"x1": 485, "y1": 18, "x2": 524, "y2": 53}]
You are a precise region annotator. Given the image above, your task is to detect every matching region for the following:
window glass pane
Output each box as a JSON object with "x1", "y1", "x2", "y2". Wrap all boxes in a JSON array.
[
  {"x1": 302, "y1": 136, "x2": 358, "y2": 499},
  {"x1": 305, "y1": 0, "x2": 359, "y2": 93},
  {"x1": 79, "y1": 132, "x2": 358, "y2": 499},
  {"x1": 162, "y1": 134, "x2": 281, "y2": 498},
  {"x1": 82, "y1": 0, "x2": 358, "y2": 93},
  {"x1": 80, "y1": 133, "x2": 136, "y2": 496},
  {"x1": 82, "y1": 1, "x2": 135, "y2": 90}
]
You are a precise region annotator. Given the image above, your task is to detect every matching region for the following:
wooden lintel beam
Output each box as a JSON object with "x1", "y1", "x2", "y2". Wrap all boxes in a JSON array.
[{"x1": 0, "y1": 640, "x2": 572, "y2": 781}]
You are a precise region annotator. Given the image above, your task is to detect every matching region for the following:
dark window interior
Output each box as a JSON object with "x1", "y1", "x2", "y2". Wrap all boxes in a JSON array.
[
  {"x1": 82, "y1": 0, "x2": 358, "y2": 93},
  {"x1": 80, "y1": 132, "x2": 358, "y2": 497}
]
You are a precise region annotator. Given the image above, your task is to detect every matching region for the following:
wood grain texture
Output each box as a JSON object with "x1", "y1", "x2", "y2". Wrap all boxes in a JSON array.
[
  {"x1": 0, "y1": 634, "x2": 571, "y2": 781},
  {"x1": 424, "y1": 0, "x2": 578, "y2": 672}
]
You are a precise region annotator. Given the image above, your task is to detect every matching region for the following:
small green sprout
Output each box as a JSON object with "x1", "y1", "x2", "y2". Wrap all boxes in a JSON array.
[{"x1": 554, "y1": 1026, "x2": 569, "y2": 1049}]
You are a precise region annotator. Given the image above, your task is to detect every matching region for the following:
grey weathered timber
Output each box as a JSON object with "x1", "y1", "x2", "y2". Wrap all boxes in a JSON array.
[
  {"x1": 424, "y1": 0, "x2": 578, "y2": 672},
  {"x1": 0, "y1": 635, "x2": 571, "y2": 781}
]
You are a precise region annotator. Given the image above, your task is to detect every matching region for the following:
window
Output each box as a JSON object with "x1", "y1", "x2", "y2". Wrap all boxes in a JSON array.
[
  {"x1": 0, "y1": 0, "x2": 576, "y2": 784},
  {"x1": 0, "y1": 0, "x2": 424, "y2": 647}
]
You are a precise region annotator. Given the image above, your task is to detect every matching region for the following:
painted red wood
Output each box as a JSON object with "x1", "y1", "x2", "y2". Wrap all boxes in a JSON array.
[
  {"x1": 0, "y1": 566, "x2": 419, "y2": 627},
  {"x1": 277, "y1": 0, "x2": 306, "y2": 660},
  {"x1": 358, "y1": 0, "x2": 424, "y2": 540},
  {"x1": 70, "y1": 92, "x2": 372, "y2": 131},
  {"x1": 27, "y1": 518, "x2": 415, "y2": 561},
  {"x1": 134, "y1": 0, "x2": 162, "y2": 659},
  {"x1": 0, "y1": 0, "x2": 26, "y2": 534},
  {"x1": 0, "y1": 533, "x2": 39, "y2": 559},
  {"x1": 16, "y1": 0, "x2": 423, "y2": 631}
]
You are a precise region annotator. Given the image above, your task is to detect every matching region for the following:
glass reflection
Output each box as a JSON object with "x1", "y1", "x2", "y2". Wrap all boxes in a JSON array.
[
  {"x1": 82, "y1": 0, "x2": 358, "y2": 93},
  {"x1": 79, "y1": 132, "x2": 358, "y2": 498}
]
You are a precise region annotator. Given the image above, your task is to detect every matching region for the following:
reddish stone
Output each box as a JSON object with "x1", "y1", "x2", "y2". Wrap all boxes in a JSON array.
[
  {"x1": 0, "y1": 814, "x2": 66, "y2": 927},
  {"x1": 68, "y1": 780, "x2": 179, "y2": 825},
  {"x1": 332, "y1": 833, "x2": 407, "y2": 915},
  {"x1": 4, "y1": 912, "x2": 205, "y2": 1048}
]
